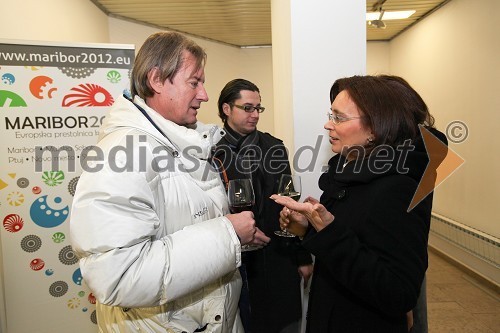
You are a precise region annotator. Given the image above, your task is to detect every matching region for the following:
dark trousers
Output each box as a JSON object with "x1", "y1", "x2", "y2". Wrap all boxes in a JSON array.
[{"x1": 411, "y1": 277, "x2": 428, "y2": 333}]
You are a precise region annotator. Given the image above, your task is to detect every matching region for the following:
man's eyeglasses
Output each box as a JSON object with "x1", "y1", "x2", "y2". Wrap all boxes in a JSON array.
[
  {"x1": 232, "y1": 104, "x2": 265, "y2": 113},
  {"x1": 327, "y1": 109, "x2": 363, "y2": 125}
]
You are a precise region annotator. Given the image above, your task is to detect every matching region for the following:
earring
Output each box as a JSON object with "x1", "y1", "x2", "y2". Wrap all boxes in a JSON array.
[{"x1": 367, "y1": 137, "x2": 374, "y2": 145}]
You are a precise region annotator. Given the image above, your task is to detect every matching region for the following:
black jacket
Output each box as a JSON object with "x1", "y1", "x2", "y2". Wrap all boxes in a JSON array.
[
  {"x1": 213, "y1": 126, "x2": 312, "y2": 332},
  {"x1": 303, "y1": 128, "x2": 447, "y2": 332}
]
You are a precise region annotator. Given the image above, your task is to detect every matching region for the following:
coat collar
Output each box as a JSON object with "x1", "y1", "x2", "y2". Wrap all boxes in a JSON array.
[{"x1": 100, "y1": 95, "x2": 225, "y2": 160}]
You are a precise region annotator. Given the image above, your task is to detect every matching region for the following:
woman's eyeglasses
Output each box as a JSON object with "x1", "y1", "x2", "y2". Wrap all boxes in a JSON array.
[{"x1": 327, "y1": 109, "x2": 363, "y2": 124}]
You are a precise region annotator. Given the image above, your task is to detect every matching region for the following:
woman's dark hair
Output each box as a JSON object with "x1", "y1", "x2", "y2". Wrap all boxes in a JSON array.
[
  {"x1": 329, "y1": 75, "x2": 435, "y2": 149},
  {"x1": 217, "y1": 79, "x2": 260, "y2": 122}
]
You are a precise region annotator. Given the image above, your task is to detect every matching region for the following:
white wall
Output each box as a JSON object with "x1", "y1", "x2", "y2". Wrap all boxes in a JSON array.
[
  {"x1": 286, "y1": 0, "x2": 366, "y2": 199},
  {"x1": 367, "y1": 41, "x2": 390, "y2": 75},
  {"x1": 0, "y1": 0, "x2": 108, "y2": 43},
  {"x1": 238, "y1": 47, "x2": 275, "y2": 134},
  {"x1": 388, "y1": 0, "x2": 499, "y2": 238}
]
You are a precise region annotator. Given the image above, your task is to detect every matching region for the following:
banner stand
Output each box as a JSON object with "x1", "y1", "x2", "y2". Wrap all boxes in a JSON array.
[{"x1": 0, "y1": 39, "x2": 134, "y2": 333}]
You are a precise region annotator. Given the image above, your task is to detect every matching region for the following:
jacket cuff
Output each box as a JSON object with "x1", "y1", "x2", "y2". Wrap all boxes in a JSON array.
[{"x1": 221, "y1": 216, "x2": 242, "y2": 268}]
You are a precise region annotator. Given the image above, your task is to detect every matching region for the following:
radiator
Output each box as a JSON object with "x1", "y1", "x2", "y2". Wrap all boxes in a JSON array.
[{"x1": 430, "y1": 213, "x2": 500, "y2": 269}]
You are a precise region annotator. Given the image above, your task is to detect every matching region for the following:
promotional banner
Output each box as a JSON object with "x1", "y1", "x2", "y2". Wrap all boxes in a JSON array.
[{"x1": 0, "y1": 39, "x2": 134, "y2": 333}]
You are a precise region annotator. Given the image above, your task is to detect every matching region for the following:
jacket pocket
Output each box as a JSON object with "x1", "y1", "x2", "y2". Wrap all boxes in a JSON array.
[
  {"x1": 202, "y1": 294, "x2": 226, "y2": 331},
  {"x1": 165, "y1": 294, "x2": 226, "y2": 333}
]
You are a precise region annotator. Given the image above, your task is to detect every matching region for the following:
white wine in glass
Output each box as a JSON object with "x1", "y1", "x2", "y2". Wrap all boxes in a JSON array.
[{"x1": 274, "y1": 174, "x2": 302, "y2": 237}]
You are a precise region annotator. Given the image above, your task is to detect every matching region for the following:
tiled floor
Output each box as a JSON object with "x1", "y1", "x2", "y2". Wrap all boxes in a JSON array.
[{"x1": 427, "y1": 249, "x2": 500, "y2": 332}]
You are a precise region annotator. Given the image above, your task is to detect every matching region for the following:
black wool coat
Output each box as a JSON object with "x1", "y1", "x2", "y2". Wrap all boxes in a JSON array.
[
  {"x1": 213, "y1": 127, "x2": 313, "y2": 333},
  {"x1": 302, "y1": 128, "x2": 447, "y2": 333}
]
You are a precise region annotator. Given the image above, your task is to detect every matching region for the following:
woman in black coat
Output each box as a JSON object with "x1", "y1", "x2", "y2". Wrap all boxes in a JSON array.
[{"x1": 272, "y1": 75, "x2": 447, "y2": 332}]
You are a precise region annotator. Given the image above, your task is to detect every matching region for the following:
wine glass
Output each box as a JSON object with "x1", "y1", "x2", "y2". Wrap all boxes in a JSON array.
[
  {"x1": 228, "y1": 179, "x2": 255, "y2": 213},
  {"x1": 227, "y1": 179, "x2": 261, "y2": 251},
  {"x1": 274, "y1": 174, "x2": 302, "y2": 237}
]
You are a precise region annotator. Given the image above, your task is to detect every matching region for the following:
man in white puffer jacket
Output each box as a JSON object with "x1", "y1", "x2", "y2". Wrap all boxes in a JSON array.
[{"x1": 70, "y1": 31, "x2": 265, "y2": 333}]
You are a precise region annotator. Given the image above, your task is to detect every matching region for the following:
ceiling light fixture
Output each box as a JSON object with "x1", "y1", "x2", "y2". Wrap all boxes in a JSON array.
[
  {"x1": 368, "y1": 10, "x2": 386, "y2": 29},
  {"x1": 366, "y1": 10, "x2": 416, "y2": 21},
  {"x1": 367, "y1": 0, "x2": 415, "y2": 30}
]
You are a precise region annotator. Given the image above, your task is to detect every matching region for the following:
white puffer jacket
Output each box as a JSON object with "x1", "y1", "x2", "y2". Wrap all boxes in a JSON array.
[{"x1": 70, "y1": 95, "x2": 243, "y2": 333}]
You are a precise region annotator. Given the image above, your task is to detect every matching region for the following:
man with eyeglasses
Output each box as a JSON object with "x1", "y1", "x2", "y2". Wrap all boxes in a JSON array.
[{"x1": 212, "y1": 78, "x2": 313, "y2": 333}]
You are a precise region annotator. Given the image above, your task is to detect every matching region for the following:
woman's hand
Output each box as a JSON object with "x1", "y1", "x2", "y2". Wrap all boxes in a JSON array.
[
  {"x1": 407, "y1": 310, "x2": 414, "y2": 332},
  {"x1": 298, "y1": 264, "x2": 314, "y2": 289},
  {"x1": 278, "y1": 205, "x2": 309, "y2": 237},
  {"x1": 271, "y1": 195, "x2": 334, "y2": 232}
]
